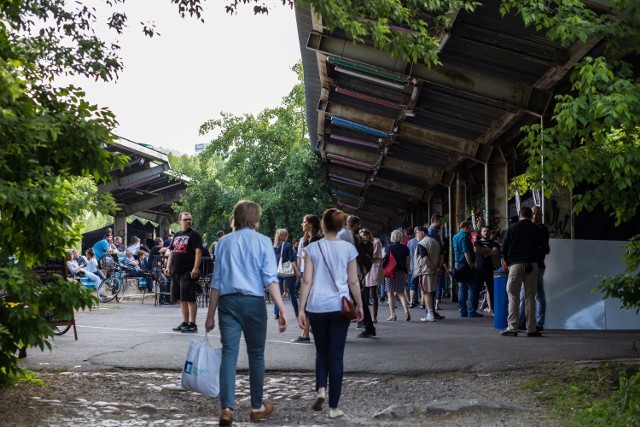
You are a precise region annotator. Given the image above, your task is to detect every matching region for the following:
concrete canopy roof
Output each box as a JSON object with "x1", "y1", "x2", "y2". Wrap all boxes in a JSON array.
[
  {"x1": 295, "y1": 1, "x2": 603, "y2": 233},
  {"x1": 97, "y1": 139, "x2": 188, "y2": 224}
]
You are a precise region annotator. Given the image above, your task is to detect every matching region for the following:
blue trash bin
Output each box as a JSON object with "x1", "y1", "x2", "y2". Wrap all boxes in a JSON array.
[{"x1": 493, "y1": 273, "x2": 508, "y2": 330}]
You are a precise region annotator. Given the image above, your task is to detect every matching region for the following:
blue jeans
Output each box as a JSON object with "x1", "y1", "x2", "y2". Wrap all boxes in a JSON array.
[
  {"x1": 218, "y1": 295, "x2": 267, "y2": 410},
  {"x1": 435, "y1": 273, "x2": 445, "y2": 301},
  {"x1": 408, "y1": 272, "x2": 421, "y2": 304},
  {"x1": 307, "y1": 311, "x2": 350, "y2": 409},
  {"x1": 457, "y1": 268, "x2": 478, "y2": 315},
  {"x1": 273, "y1": 275, "x2": 298, "y2": 317},
  {"x1": 519, "y1": 267, "x2": 546, "y2": 328}
]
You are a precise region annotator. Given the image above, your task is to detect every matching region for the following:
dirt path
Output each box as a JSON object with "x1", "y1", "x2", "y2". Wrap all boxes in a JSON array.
[{"x1": 1, "y1": 363, "x2": 565, "y2": 426}]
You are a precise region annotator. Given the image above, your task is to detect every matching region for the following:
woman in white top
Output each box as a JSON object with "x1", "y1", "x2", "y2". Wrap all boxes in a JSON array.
[
  {"x1": 126, "y1": 235, "x2": 141, "y2": 256},
  {"x1": 85, "y1": 249, "x2": 106, "y2": 280},
  {"x1": 291, "y1": 214, "x2": 322, "y2": 343},
  {"x1": 298, "y1": 208, "x2": 364, "y2": 419}
]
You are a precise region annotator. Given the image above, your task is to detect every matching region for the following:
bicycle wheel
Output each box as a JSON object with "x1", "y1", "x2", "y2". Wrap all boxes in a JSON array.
[
  {"x1": 114, "y1": 277, "x2": 124, "y2": 302},
  {"x1": 54, "y1": 325, "x2": 72, "y2": 336},
  {"x1": 97, "y1": 277, "x2": 117, "y2": 303}
]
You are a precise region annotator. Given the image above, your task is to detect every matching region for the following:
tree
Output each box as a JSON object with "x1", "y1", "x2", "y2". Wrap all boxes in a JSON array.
[
  {"x1": 175, "y1": 62, "x2": 332, "y2": 241},
  {"x1": 0, "y1": 0, "x2": 203, "y2": 384}
]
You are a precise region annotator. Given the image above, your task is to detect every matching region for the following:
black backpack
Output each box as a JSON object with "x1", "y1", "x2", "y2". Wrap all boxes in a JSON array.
[{"x1": 353, "y1": 234, "x2": 374, "y2": 274}]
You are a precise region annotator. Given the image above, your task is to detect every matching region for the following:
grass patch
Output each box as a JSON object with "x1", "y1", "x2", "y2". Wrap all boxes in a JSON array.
[
  {"x1": 0, "y1": 369, "x2": 45, "y2": 389},
  {"x1": 522, "y1": 362, "x2": 640, "y2": 426}
]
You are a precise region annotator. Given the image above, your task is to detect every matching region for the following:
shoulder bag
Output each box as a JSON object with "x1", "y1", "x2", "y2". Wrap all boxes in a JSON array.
[
  {"x1": 382, "y1": 248, "x2": 397, "y2": 279},
  {"x1": 317, "y1": 242, "x2": 357, "y2": 320},
  {"x1": 277, "y1": 243, "x2": 295, "y2": 277}
]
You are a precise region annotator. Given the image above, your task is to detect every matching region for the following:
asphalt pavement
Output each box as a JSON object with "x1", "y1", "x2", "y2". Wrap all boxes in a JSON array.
[{"x1": 20, "y1": 297, "x2": 640, "y2": 374}]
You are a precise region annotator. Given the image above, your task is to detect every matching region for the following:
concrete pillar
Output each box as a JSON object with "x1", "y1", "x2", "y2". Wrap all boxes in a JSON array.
[
  {"x1": 431, "y1": 197, "x2": 443, "y2": 219},
  {"x1": 159, "y1": 216, "x2": 172, "y2": 239},
  {"x1": 114, "y1": 212, "x2": 127, "y2": 245},
  {"x1": 487, "y1": 149, "x2": 508, "y2": 233},
  {"x1": 455, "y1": 173, "x2": 462, "y2": 229}
]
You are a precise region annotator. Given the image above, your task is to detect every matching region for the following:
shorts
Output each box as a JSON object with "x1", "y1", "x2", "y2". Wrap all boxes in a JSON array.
[
  {"x1": 171, "y1": 272, "x2": 198, "y2": 302},
  {"x1": 420, "y1": 273, "x2": 437, "y2": 293}
]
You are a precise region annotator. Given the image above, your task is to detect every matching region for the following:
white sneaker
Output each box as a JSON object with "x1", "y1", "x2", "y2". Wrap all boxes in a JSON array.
[
  {"x1": 312, "y1": 388, "x2": 325, "y2": 411},
  {"x1": 329, "y1": 408, "x2": 344, "y2": 419},
  {"x1": 420, "y1": 313, "x2": 436, "y2": 322}
]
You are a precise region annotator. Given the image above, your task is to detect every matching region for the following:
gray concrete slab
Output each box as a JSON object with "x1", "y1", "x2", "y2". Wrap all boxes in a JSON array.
[{"x1": 20, "y1": 299, "x2": 640, "y2": 374}]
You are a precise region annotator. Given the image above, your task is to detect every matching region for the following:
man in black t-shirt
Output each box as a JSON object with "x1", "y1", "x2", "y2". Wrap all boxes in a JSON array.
[
  {"x1": 164, "y1": 212, "x2": 203, "y2": 333},
  {"x1": 474, "y1": 226, "x2": 500, "y2": 314}
]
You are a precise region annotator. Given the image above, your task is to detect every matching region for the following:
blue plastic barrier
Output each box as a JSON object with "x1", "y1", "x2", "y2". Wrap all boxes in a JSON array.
[
  {"x1": 80, "y1": 277, "x2": 96, "y2": 289},
  {"x1": 493, "y1": 273, "x2": 508, "y2": 330}
]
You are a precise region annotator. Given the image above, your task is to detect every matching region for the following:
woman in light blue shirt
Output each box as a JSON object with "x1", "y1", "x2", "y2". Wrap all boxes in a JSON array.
[
  {"x1": 297, "y1": 208, "x2": 364, "y2": 420},
  {"x1": 205, "y1": 200, "x2": 288, "y2": 426}
]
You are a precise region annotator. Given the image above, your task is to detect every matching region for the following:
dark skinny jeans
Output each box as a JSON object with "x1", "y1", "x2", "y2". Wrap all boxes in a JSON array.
[{"x1": 307, "y1": 311, "x2": 350, "y2": 409}]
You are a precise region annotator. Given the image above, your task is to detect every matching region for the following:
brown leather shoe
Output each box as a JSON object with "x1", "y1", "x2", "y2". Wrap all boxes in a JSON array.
[
  {"x1": 249, "y1": 402, "x2": 274, "y2": 422},
  {"x1": 219, "y1": 408, "x2": 233, "y2": 426}
]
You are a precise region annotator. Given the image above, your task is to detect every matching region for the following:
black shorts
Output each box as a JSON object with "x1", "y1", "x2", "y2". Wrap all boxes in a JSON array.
[{"x1": 171, "y1": 272, "x2": 197, "y2": 302}]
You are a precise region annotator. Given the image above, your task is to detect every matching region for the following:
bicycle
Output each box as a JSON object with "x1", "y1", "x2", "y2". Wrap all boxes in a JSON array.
[{"x1": 97, "y1": 264, "x2": 128, "y2": 303}]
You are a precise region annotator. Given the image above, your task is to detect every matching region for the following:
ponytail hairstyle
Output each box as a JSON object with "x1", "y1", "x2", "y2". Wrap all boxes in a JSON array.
[{"x1": 321, "y1": 208, "x2": 347, "y2": 234}]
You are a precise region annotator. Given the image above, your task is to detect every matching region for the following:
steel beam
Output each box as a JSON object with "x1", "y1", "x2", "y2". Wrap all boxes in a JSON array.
[
  {"x1": 324, "y1": 102, "x2": 396, "y2": 133},
  {"x1": 381, "y1": 157, "x2": 444, "y2": 183},
  {"x1": 98, "y1": 164, "x2": 170, "y2": 194},
  {"x1": 370, "y1": 177, "x2": 430, "y2": 201},
  {"x1": 397, "y1": 123, "x2": 479, "y2": 158},
  {"x1": 319, "y1": 141, "x2": 382, "y2": 165},
  {"x1": 122, "y1": 189, "x2": 186, "y2": 217}
]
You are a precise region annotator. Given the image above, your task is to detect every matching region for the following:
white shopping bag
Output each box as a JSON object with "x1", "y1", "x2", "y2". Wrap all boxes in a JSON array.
[{"x1": 181, "y1": 332, "x2": 222, "y2": 397}]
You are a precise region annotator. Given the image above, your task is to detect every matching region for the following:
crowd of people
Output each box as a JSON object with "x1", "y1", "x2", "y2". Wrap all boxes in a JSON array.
[{"x1": 78, "y1": 200, "x2": 550, "y2": 425}]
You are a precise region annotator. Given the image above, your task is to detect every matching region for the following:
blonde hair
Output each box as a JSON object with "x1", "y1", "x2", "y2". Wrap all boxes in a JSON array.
[
  {"x1": 273, "y1": 228, "x2": 288, "y2": 246},
  {"x1": 390, "y1": 229, "x2": 404, "y2": 243},
  {"x1": 233, "y1": 200, "x2": 262, "y2": 229}
]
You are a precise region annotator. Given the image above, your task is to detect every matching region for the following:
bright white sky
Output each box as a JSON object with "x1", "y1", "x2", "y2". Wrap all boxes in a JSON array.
[{"x1": 63, "y1": 1, "x2": 301, "y2": 154}]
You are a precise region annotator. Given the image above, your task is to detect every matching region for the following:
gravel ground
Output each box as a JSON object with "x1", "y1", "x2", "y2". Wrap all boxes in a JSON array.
[{"x1": 0, "y1": 363, "x2": 567, "y2": 426}]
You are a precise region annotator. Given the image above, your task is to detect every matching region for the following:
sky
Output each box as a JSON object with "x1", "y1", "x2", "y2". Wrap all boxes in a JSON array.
[{"x1": 62, "y1": 1, "x2": 302, "y2": 155}]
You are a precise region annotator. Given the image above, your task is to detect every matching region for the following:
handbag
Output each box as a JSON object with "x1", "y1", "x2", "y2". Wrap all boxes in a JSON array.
[
  {"x1": 382, "y1": 249, "x2": 397, "y2": 279},
  {"x1": 277, "y1": 243, "x2": 295, "y2": 277},
  {"x1": 181, "y1": 332, "x2": 222, "y2": 397},
  {"x1": 452, "y1": 263, "x2": 473, "y2": 282},
  {"x1": 318, "y1": 242, "x2": 357, "y2": 321}
]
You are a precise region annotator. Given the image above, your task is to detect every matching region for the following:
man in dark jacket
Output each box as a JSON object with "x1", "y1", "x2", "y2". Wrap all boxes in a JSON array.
[
  {"x1": 518, "y1": 205, "x2": 551, "y2": 331},
  {"x1": 500, "y1": 206, "x2": 544, "y2": 337}
]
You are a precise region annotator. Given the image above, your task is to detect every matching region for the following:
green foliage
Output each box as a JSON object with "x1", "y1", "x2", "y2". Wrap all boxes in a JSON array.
[
  {"x1": 523, "y1": 362, "x2": 640, "y2": 426},
  {"x1": 176, "y1": 62, "x2": 332, "y2": 241},
  {"x1": 0, "y1": 0, "x2": 157, "y2": 385},
  {"x1": 503, "y1": 1, "x2": 640, "y2": 310},
  {"x1": 507, "y1": 173, "x2": 536, "y2": 200},
  {"x1": 226, "y1": 0, "x2": 479, "y2": 66},
  {"x1": 597, "y1": 236, "x2": 640, "y2": 313}
]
